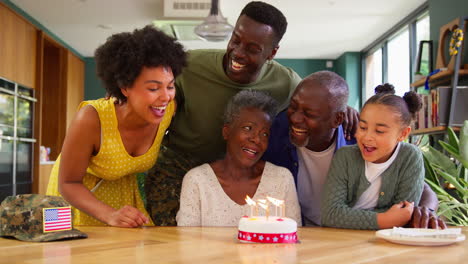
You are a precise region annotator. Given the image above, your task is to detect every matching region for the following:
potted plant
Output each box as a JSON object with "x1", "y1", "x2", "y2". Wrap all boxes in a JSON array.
[{"x1": 419, "y1": 121, "x2": 468, "y2": 226}]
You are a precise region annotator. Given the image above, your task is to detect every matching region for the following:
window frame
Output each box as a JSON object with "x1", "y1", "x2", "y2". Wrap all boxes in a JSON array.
[{"x1": 361, "y1": 2, "x2": 429, "y2": 105}]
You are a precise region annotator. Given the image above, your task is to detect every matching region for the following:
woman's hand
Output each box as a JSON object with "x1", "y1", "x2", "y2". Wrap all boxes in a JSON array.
[
  {"x1": 378, "y1": 201, "x2": 414, "y2": 229},
  {"x1": 106, "y1": 205, "x2": 150, "y2": 228}
]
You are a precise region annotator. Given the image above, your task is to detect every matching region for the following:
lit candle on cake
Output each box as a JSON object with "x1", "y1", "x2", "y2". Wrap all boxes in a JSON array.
[
  {"x1": 267, "y1": 196, "x2": 281, "y2": 217},
  {"x1": 257, "y1": 199, "x2": 266, "y2": 216},
  {"x1": 279, "y1": 200, "x2": 285, "y2": 218},
  {"x1": 245, "y1": 195, "x2": 256, "y2": 217},
  {"x1": 258, "y1": 201, "x2": 269, "y2": 220}
]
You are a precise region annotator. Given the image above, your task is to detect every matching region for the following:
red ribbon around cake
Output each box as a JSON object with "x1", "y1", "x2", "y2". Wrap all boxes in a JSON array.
[{"x1": 238, "y1": 231, "x2": 297, "y2": 243}]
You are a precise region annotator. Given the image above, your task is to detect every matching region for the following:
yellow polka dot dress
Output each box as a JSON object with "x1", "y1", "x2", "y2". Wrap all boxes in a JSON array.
[{"x1": 46, "y1": 98, "x2": 174, "y2": 226}]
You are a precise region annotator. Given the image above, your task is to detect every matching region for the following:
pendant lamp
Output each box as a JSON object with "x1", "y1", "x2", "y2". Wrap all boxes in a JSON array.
[{"x1": 194, "y1": 0, "x2": 233, "y2": 41}]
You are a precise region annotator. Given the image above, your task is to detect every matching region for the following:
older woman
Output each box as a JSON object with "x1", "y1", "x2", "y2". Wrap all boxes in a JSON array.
[
  {"x1": 176, "y1": 90, "x2": 301, "y2": 226},
  {"x1": 46, "y1": 25, "x2": 186, "y2": 227}
]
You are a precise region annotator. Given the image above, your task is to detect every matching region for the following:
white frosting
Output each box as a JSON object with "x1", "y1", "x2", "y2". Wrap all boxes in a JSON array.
[{"x1": 238, "y1": 216, "x2": 297, "y2": 234}]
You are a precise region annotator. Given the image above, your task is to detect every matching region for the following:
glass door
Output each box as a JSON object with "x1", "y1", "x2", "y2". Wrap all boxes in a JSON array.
[
  {"x1": 0, "y1": 138, "x2": 14, "y2": 199},
  {"x1": 0, "y1": 78, "x2": 15, "y2": 199},
  {"x1": 16, "y1": 85, "x2": 35, "y2": 195},
  {"x1": 0, "y1": 79, "x2": 15, "y2": 138},
  {"x1": 0, "y1": 78, "x2": 36, "y2": 201}
]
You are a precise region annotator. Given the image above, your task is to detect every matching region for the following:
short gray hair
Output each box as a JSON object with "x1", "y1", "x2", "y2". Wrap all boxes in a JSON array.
[
  {"x1": 224, "y1": 90, "x2": 278, "y2": 124},
  {"x1": 301, "y1": 71, "x2": 349, "y2": 113}
]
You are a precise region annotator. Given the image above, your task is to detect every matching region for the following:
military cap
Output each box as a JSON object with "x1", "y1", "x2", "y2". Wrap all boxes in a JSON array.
[{"x1": 0, "y1": 194, "x2": 87, "y2": 242}]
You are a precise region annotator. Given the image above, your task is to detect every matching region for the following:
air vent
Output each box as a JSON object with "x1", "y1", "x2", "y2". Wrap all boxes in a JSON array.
[
  {"x1": 164, "y1": 0, "x2": 211, "y2": 18},
  {"x1": 154, "y1": 20, "x2": 201, "y2": 41}
]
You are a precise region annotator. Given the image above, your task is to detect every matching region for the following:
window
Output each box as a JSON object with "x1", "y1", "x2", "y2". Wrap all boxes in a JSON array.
[
  {"x1": 364, "y1": 49, "x2": 382, "y2": 100},
  {"x1": 387, "y1": 29, "x2": 410, "y2": 96},
  {"x1": 416, "y1": 15, "x2": 430, "y2": 47},
  {"x1": 362, "y1": 4, "x2": 429, "y2": 102}
]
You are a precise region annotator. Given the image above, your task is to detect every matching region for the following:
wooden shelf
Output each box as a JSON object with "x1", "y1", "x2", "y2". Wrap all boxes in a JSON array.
[
  {"x1": 411, "y1": 126, "x2": 460, "y2": 135},
  {"x1": 411, "y1": 69, "x2": 468, "y2": 88}
]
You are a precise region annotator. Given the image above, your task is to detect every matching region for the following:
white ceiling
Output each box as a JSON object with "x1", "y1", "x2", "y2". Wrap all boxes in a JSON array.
[{"x1": 9, "y1": 0, "x2": 427, "y2": 59}]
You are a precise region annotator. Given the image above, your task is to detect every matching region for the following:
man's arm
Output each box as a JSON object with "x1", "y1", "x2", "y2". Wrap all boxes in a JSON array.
[
  {"x1": 342, "y1": 106, "x2": 359, "y2": 141},
  {"x1": 410, "y1": 183, "x2": 447, "y2": 229}
]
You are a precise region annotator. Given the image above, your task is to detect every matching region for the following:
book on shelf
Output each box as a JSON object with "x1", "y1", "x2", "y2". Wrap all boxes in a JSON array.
[
  {"x1": 431, "y1": 89, "x2": 438, "y2": 128},
  {"x1": 414, "y1": 86, "x2": 468, "y2": 131}
]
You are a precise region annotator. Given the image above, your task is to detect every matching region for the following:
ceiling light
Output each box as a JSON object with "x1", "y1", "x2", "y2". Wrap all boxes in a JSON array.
[{"x1": 194, "y1": 0, "x2": 233, "y2": 42}]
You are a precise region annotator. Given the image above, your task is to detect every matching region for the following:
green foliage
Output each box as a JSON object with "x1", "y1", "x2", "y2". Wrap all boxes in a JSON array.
[{"x1": 419, "y1": 121, "x2": 468, "y2": 226}]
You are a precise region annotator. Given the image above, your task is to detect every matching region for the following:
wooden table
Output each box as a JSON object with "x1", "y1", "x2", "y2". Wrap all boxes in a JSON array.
[{"x1": 0, "y1": 227, "x2": 466, "y2": 263}]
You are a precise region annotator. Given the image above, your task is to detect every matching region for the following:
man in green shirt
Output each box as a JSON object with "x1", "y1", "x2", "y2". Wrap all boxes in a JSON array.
[{"x1": 145, "y1": 1, "x2": 356, "y2": 225}]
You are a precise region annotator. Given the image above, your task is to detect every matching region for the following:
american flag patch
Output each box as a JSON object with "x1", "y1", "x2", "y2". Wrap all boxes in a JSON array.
[{"x1": 42, "y1": 207, "x2": 72, "y2": 233}]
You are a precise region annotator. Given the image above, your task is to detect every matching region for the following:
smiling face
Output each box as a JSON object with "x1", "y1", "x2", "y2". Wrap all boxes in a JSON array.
[
  {"x1": 355, "y1": 104, "x2": 411, "y2": 163},
  {"x1": 121, "y1": 66, "x2": 175, "y2": 125},
  {"x1": 223, "y1": 15, "x2": 278, "y2": 84},
  {"x1": 223, "y1": 107, "x2": 272, "y2": 168},
  {"x1": 287, "y1": 80, "x2": 343, "y2": 151}
]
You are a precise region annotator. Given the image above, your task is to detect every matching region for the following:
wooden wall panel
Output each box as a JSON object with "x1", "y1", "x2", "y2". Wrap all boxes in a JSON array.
[
  {"x1": 40, "y1": 43, "x2": 66, "y2": 161},
  {"x1": 0, "y1": 3, "x2": 37, "y2": 88},
  {"x1": 32, "y1": 31, "x2": 44, "y2": 194},
  {"x1": 16, "y1": 17, "x2": 37, "y2": 88},
  {"x1": 66, "y1": 51, "x2": 84, "y2": 130},
  {"x1": 0, "y1": 4, "x2": 17, "y2": 82}
]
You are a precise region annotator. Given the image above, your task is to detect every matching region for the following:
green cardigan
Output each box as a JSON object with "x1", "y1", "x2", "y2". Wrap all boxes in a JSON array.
[{"x1": 321, "y1": 143, "x2": 424, "y2": 230}]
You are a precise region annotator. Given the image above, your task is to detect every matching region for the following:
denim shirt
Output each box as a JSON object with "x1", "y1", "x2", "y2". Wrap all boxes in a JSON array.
[{"x1": 263, "y1": 111, "x2": 355, "y2": 186}]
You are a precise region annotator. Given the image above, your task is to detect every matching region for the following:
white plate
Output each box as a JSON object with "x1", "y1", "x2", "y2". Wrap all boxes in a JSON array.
[{"x1": 375, "y1": 228, "x2": 466, "y2": 246}]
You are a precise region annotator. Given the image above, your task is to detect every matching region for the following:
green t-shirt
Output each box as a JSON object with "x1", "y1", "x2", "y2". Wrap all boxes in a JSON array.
[{"x1": 165, "y1": 49, "x2": 302, "y2": 164}]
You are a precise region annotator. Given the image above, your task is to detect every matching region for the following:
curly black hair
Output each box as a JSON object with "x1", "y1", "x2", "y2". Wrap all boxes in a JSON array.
[
  {"x1": 364, "y1": 83, "x2": 422, "y2": 125},
  {"x1": 240, "y1": 1, "x2": 287, "y2": 46},
  {"x1": 94, "y1": 25, "x2": 187, "y2": 102}
]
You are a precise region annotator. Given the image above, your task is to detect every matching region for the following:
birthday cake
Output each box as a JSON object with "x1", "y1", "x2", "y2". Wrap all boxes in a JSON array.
[{"x1": 238, "y1": 216, "x2": 298, "y2": 243}]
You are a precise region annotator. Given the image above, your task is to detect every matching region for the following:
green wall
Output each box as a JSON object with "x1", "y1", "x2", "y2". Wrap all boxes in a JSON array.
[
  {"x1": 84, "y1": 58, "x2": 106, "y2": 100},
  {"x1": 275, "y1": 59, "x2": 334, "y2": 78},
  {"x1": 335, "y1": 52, "x2": 362, "y2": 110},
  {"x1": 84, "y1": 58, "x2": 339, "y2": 100},
  {"x1": 277, "y1": 57, "x2": 362, "y2": 110},
  {"x1": 429, "y1": 0, "x2": 468, "y2": 69}
]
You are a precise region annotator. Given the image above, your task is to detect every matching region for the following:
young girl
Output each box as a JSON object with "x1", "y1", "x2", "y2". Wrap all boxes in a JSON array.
[{"x1": 321, "y1": 84, "x2": 424, "y2": 230}]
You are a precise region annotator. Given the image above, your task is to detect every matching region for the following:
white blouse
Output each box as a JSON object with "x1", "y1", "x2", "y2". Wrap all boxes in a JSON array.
[
  {"x1": 353, "y1": 142, "x2": 402, "y2": 210},
  {"x1": 176, "y1": 162, "x2": 302, "y2": 226}
]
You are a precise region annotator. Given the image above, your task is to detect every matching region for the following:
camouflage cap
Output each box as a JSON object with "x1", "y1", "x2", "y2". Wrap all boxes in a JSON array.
[{"x1": 0, "y1": 194, "x2": 87, "y2": 242}]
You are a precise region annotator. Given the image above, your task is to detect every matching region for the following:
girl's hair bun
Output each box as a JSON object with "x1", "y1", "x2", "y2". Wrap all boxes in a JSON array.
[
  {"x1": 366, "y1": 83, "x2": 422, "y2": 125},
  {"x1": 374, "y1": 83, "x2": 395, "y2": 95},
  {"x1": 403, "y1": 91, "x2": 422, "y2": 115}
]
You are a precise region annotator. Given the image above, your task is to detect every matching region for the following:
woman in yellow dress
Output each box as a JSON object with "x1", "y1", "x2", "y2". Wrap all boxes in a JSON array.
[{"x1": 46, "y1": 25, "x2": 186, "y2": 227}]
